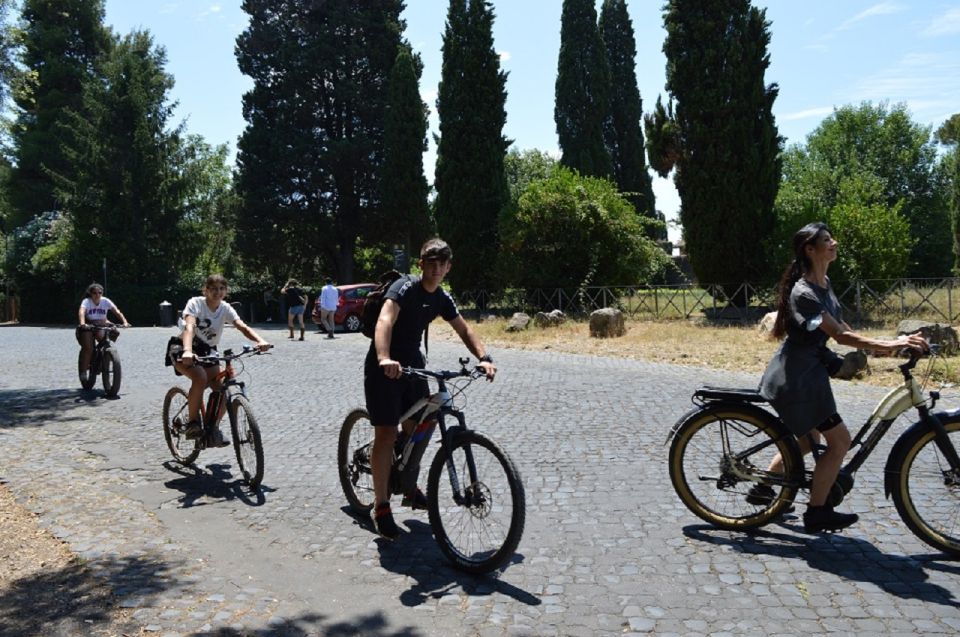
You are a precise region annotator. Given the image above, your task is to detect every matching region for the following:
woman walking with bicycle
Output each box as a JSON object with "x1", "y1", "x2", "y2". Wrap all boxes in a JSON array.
[
  {"x1": 77, "y1": 283, "x2": 130, "y2": 385},
  {"x1": 171, "y1": 274, "x2": 272, "y2": 446},
  {"x1": 757, "y1": 222, "x2": 926, "y2": 533}
]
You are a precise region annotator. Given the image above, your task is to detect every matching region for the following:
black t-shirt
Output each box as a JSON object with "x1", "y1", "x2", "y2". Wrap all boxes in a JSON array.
[
  {"x1": 366, "y1": 275, "x2": 458, "y2": 366},
  {"x1": 284, "y1": 287, "x2": 305, "y2": 307}
]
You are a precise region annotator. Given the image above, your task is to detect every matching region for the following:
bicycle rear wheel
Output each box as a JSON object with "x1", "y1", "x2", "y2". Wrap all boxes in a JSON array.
[
  {"x1": 668, "y1": 406, "x2": 801, "y2": 530},
  {"x1": 229, "y1": 395, "x2": 264, "y2": 488},
  {"x1": 162, "y1": 386, "x2": 199, "y2": 465},
  {"x1": 427, "y1": 430, "x2": 525, "y2": 574},
  {"x1": 78, "y1": 350, "x2": 95, "y2": 390},
  {"x1": 890, "y1": 416, "x2": 960, "y2": 556},
  {"x1": 338, "y1": 409, "x2": 376, "y2": 514},
  {"x1": 101, "y1": 348, "x2": 121, "y2": 397}
]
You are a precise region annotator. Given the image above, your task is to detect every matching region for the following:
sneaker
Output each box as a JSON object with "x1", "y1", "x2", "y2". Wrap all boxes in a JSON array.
[
  {"x1": 746, "y1": 484, "x2": 795, "y2": 513},
  {"x1": 372, "y1": 502, "x2": 400, "y2": 540},
  {"x1": 208, "y1": 427, "x2": 231, "y2": 448},
  {"x1": 327, "y1": 334, "x2": 335, "y2": 339},
  {"x1": 401, "y1": 488, "x2": 429, "y2": 510},
  {"x1": 184, "y1": 419, "x2": 203, "y2": 440},
  {"x1": 298, "y1": 335, "x2": 304, "y2": 341},
  {"x1": 803, "y1": 505, "x2": 859, "y2": 533}
]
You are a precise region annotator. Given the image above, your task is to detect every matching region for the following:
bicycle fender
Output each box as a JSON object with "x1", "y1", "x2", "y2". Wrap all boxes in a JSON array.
[
  {"x1": 884, "y1": 411, "x2": 960, "y2": 498},
  {"x1": 665, "y1": 401, "x2": 783, "y2": 446}
]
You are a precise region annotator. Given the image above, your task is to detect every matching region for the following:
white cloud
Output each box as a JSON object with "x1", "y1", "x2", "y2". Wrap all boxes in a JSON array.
[
  {"x1": 921, "y1": 7, "x2": 960, "y2": 37},
  {"x1": 837, "y1": 2, "x2": 905, "y2": 31},
  {"x1": 779, "y1": 106, "x2": 835, "y2": 122},
  {"x1": 198, "y1": 4, "x2": 222, "y2": 19},
  {"x1": 159, "y1": 3, "x2": 179, "y2": 15},
  {"x1": 499, "y1": 50, "x2": 512, "y2": 63}
]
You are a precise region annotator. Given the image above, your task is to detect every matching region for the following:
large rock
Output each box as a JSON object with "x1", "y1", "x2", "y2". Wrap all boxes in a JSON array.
[
  {"x1": 833, "y1": 349, "x2": 869, "y2": 380},
  {"x1": 505, "y1": 312, "x2": 530, "y2": 332},
  {"x1": 758, "y1": 311, "x2": 777, "y2": 336},
  {"x1": 589, "y1": 308, "x2": 626, "y2": 338},
  {"x1": 896, "y1": 320, "x2": 959, "y2": 355},
  {"x1": 534, "y1": 309, "x2": 566, "y2": 328}
]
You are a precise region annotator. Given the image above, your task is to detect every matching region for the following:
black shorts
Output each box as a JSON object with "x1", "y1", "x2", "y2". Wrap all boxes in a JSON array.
[
  {"x1": 815, "y1": 413, "x2": 843, "y2": 432},
  {"x1": 364, "y1": 350, "x2": 428, "y2": 427}
]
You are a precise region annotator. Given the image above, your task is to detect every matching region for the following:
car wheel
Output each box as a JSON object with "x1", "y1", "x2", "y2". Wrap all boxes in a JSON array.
[{"x1": 344, "y1": 314, "x2": 362, "y2": 332}]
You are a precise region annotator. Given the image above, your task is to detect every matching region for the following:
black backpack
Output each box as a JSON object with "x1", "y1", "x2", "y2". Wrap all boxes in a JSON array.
[{"x1": 361, "y1": 270, "x2": 404, "y2": 338}]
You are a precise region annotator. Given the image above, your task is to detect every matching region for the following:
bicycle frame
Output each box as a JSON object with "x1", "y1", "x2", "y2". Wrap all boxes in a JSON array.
[{"x1": 199, "y1": 356, "x2": 248, "y2": 433}]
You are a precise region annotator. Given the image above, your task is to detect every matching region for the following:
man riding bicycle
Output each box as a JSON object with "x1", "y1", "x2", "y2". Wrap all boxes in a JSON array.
[{"x1": 366, "y1": 238, "x2": 496, "y2": 539}]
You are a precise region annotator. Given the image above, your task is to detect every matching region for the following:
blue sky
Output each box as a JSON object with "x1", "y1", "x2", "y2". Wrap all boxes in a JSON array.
[{"x1": 103, "y1": 1, "x2": 960, "y2": 241}]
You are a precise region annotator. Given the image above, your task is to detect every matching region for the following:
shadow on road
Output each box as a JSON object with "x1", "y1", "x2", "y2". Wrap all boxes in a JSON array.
[
  {"x1": 191, "y1": 611, "x2": 423, "y2": 637},
  {"x1": 0, "y1": 553, "x2": 175, "y2": 636},
  {"x1": 683, "y1": 523, "x2": 960, "y2": 607},
  {"x1": 0, "y1": 387, "x2": 102, "y2": 429},
  {"x1": 162, "y1": 461, "x2": 270, "y2": 507},
  {"x1": 362, "y1": 516, "x2": 539, "y2": 608}
]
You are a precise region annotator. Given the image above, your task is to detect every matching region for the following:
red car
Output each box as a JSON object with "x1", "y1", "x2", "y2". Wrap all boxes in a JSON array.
[{"x1": 311, "y1": 283, "x2": 377, "y2": 332}]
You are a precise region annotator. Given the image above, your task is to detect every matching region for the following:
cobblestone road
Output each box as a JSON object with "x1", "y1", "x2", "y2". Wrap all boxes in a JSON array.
[{"x1": 1, "y1": 324, "x2": 959, "y2": 636}]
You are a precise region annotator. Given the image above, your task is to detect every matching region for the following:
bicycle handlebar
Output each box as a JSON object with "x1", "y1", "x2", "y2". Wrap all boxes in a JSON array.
[
  {"x1": 193, "y1": 344, "x2": 273, "y2": 365},
  {"x1": 401, "y1": 359, "x2": 486, "y2": 381}
]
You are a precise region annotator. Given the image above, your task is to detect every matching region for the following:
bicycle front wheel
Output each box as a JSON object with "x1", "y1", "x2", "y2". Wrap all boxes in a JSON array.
[
  {"x1": 669, "y1": 406, "x2": 801, "y2": 530},
  {"x1": 229, "y1": 395, "x2": 264, "y2": 488},
  {"x1": 101, "y1": 348, "x2": 121, "y2": 397},
  {"x1": 338, "y1": 409, "x2": 376, "y2": 514},
  {"x1": 78, "y1": 350, "x2": 95, "y2": 390},
  {"x1": 890, "y1": 416, "x2": 960, "y2": 556},
  {"x1": 427, "y1": 431, "x2": 525, "y2": 574},
  {"x1": 162, "y1": 386, "x2": 199, "y2": 465}
]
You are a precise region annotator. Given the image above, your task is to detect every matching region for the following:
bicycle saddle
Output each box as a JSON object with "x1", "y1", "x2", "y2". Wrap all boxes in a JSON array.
[{"x1": 694, "y1": 386, "x2": 768, "y2": 403}]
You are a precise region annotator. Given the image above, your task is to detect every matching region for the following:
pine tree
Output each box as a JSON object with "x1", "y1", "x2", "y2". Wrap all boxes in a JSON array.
[
  {"x1": 434, "y1": 0, "x2": 509, "y2": 292},
  {"x1": 381, "y1": 45, "x2": 432, "y2": 261},
  {"x1": 599, "y1": 0, "x2": 657, "y2": 233},
  {"x1": 52, "y1": 31, "x2": 186, "y2": 285},
  {"x1": 9, "y1": 0, "x2": 110, "y2": 227},
  {"x1": 648, "y1": 0, "x2": 782, "y2": 289},
  {"x1": 235, "y1": 0, "x2": 405, "y2": 282},
  {"x1": 555, "y1": 0, "x2": 612, "y2": 178}
]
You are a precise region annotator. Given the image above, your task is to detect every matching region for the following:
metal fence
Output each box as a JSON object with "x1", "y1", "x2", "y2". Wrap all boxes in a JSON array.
[{"x1": 454, "y1": 278, "x2": 960, "y2": 327}]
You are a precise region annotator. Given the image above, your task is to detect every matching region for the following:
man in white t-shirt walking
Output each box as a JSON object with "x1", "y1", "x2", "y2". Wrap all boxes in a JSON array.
[{"x1": 319, "y1": 278, "x2": 339, "y2": 339}]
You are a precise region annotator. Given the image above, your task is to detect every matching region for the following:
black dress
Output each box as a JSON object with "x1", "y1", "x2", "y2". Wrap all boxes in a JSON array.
[{"x1": 759, "y1": 277, "x2": 844, "y2": 436}]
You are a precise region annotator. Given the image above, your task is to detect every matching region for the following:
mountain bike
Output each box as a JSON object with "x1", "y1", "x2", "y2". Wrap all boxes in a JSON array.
[
  {"x1": 162, "y1": 346, "x2": 270, "y2": 488},
  {"x1": 78, "y1": 323, "x2": 123, "y2": 397},
  {"x1": 667, "y1": 345, "x2": 960, "y2": 556},
  {"x1": 338, "y1": 358, "x2": 526, "y2": 574}
]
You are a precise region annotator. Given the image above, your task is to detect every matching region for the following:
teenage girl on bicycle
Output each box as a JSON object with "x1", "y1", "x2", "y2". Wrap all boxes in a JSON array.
[
  {"x1": 756, "y1": 222, "x2": 926, "y2": 533},
  {"x1": 171, "y1": 274, "x2": 272, "y2": 446},
  {"x1": 77, "y1": 283, "x2": 130, "y2": 383}
]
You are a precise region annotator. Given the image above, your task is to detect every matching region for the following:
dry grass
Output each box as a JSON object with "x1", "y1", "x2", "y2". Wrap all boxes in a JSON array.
[{"x1": 433, "y1": 317, "x2": 959, "y2": 388}]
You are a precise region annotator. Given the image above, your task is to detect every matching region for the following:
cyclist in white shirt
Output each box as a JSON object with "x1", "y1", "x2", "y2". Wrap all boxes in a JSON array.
[
  {"x1": 77, "y1": 283, "x2": 130, "y2": 383},
  {"x1": 171, "y1": 274, "x2": 272, "y2": 446}
]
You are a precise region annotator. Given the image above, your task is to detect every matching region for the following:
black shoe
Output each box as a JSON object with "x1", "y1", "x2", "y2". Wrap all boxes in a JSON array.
[
  {"x1": 184, "y1": 419, "x2": 203, "y2": 440},
  {"x1": 745, "y1": 484, "x2": 795, "y2": 513},
  {"x1": 401, "y1": 488, "x2": 429, "y2": 510},
  {"x1": 372, "y1": 502, "x2": 400, "y2": 540},
  {"x1": 208, "y1": 428, "x2": 231, "y2": 448},
  {"x1": 803, "y1": 505, "x2": 858, "y2": 533},
  {"x1": 327, "y1": 334, "x2": 335, "y2": 339}
]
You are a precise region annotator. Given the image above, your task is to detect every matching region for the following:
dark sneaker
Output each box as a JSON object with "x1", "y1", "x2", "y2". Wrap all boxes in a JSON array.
[
  {"x1": 745, "y1": 484, "x2": 795, "y2": 513},
  {"x1": 208, "y1": 427, "x2": 231, "y2": 448},
  {"x1": 803, "y1": 506, "x2": 859, "y2": 533},
  {"x1": 372, "y1": 502, "x2": 400, "y2": 540},
  {"x1": 184, "y1": 419, "x2": 203, "y2": 440},
  {"x1": 401, "y1": 488, "x2": 429, "y2": 510}
]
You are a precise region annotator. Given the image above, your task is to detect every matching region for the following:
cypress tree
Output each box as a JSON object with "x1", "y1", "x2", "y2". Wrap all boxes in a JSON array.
[
  {"x1": 235, "y1": 0, "x2": 405, "y2": 282},
  {"x1": 648, "y1": 0, "x2": 782, "y2": 289},
  {"x1": 381, "y1": 45, "x2": 432, "y2": 261},
  {"x1": 555, "y1": 0, "x2": 613, "y2": 178},
  {"x1": 599, "y1": 0, "x2": 657, "y2": 232},
  {"x1": 9, "y1": 0, "x2": 110, "y2": 227},
  {"x1": 434, "y1": 0, "x2": 509, "y2": 292}
]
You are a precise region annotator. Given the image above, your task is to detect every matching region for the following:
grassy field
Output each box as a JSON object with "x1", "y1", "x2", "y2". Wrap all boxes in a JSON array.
[{"x1": 433, "y1": 317, "x2": 959, "y2": 389}]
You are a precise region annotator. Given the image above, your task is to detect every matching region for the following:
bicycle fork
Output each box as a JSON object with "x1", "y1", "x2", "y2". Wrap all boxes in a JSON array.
[{"x1": 438, "y1": 411, "x2": 483, "y2": 507}]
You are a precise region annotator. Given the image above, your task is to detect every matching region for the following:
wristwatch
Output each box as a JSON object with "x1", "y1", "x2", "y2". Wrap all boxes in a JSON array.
[{"x1": 479, "y1": 354, "x2": 494, "y2": 364}]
